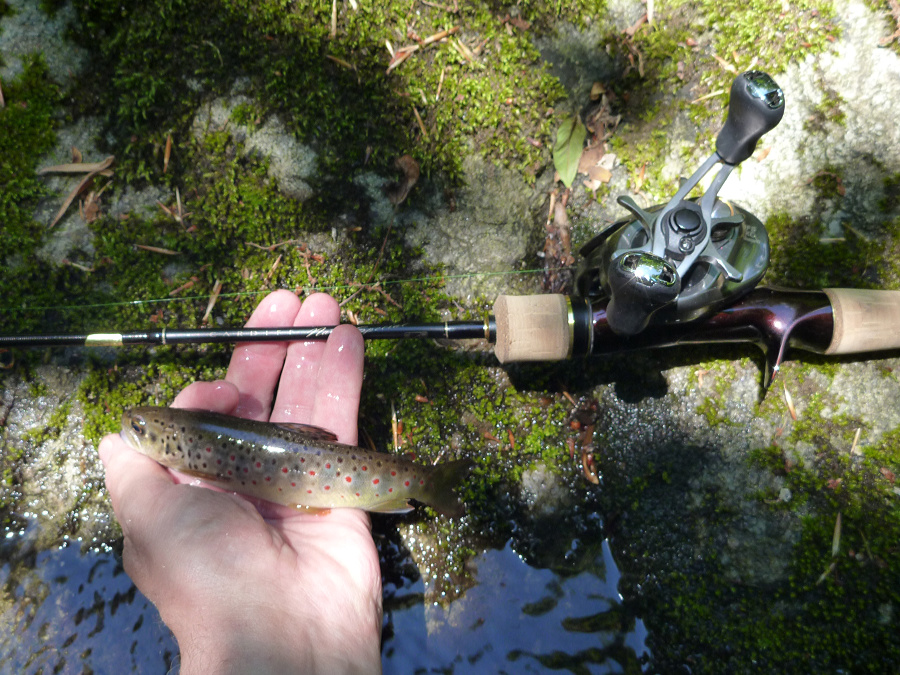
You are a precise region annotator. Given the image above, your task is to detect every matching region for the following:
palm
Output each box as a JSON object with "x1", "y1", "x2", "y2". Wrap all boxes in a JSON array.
[{"x1": 99, "y1": 292, "x2": 382, "y2": 673}]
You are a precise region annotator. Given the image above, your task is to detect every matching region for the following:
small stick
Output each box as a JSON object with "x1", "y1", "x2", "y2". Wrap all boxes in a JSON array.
[
  {"x1": 135, "y1": 244, "x2": 180, "y2": 255},
  {"x1": 436, "y1": 65, "x2": 446, "y2": 101},
  {"x1": 37, "y1": 155, "x2": 115, "y2": 175},
  {"x1": 202, "y1": 280, "x2": 223, "y2": 325},
  {"x1": 330, "y1": 0, "x2": 337, "y2": 38},
  {"x1": 413, "y1": 107, "x2": 428, "y2": 139},
  {"x1": 691, "y1": 89, "x2": 726, "y2": 105},
  {"x1": 164, "y1": 134, "x2": 172, "y2": 174}
]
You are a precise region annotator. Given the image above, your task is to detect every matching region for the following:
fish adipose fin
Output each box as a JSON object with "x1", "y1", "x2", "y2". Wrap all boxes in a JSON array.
[{"x1": 419, "y1": 458, "x2": 473, "y2": 518}]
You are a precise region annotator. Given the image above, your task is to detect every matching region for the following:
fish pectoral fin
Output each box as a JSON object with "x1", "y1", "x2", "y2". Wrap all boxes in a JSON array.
[
  {"x1": 176, "y1": 468, "x2": 232, "y2": 484},
  {"x1": 273, "y1": 422, "x2": 339, "y2": 442},
  {"x1": 368, "y1": 497, "x2": 416, "y2": 515}
]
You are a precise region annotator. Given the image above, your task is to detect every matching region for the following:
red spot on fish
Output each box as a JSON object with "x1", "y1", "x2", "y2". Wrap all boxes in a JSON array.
[
  {"x1": 291, "y1": 482, "x2": 296, "y2": 487},
  {"x1": 300, "y1": 458, "x2": 305, "y2": 463},
  {"x1": 282, "y1": 467, "x2": 288, "y2": 473},
  {"x1": 355, "y1": 492, "x2": 360, "y2": 497},
  {"x1": 324, "y1": 485, "x2": 331, "y2": 490},
  {"x1": 256, "y1": 462, "x2": 262, "y2": 468},
  {"x1": 206, "y1": 447, "x2": 212, "y2": 453},
  {"x1": 243, "y1": 467, "x2": 249, "y2": 473},
  {"x1": 325, "y1": 463, "x2": 331, "y2": 469},
  {"x1": 217, "y1": 459, "x2": 222, "y2": 465},
  {"x1": 372, "y1": 478, "x2": 380, "y2": 485},
  {"x1": 227, "y1": 470, "x2": 233, "y2": 476},
  {"x1": 391, "y1": 471, "x2": 396, "y2": 476},
  {"x1": 345, "y1": 476, "x2": 352, "y2": 483},
  {"x1": 252, "y1": 480, "x2": 257, "y2": 485},
  {"x1": 404, "y1": 480, "x2": 410, "y2": 487},
  {"x1": 419, "y1": 479, "x2": 425, "y2": 485},
  {"x1": 362, "y1": 465, "x2": 368, "y2": 471},
  {"x1": 388, "y1": 488, "x2": 393, "y2": 493},
  {"x1": 309, "y1": 470, "x2": 316, "y2": 476},
  {"x1": 307, "y1": 489, "x2": 313, "y2": 494},
  {"x1": 265, "y1": 476, "x2": 271, "y2": 482},
  {"x1": 230, "y1": 455, "x2": 236, "y2": 461}
]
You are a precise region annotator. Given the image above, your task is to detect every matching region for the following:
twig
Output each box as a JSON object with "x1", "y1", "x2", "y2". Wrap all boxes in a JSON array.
[
  {"x1": 45, "y1": 157, "x2": 116, "y2": 228},
  {"x1": 386, "y1": 26, "x2": 459, "y2": 73},
  {"x1": 245, "y1": 238, "x2": 305, "y2": 251},
  {"x1": 330, "y1": 0, "x2": 337, "y2": 38},
  {"x1": 691, "y1": 89, "x2": 726, "y2": 104},
  {"x1": 413, "y1": 107, "x2": 428, "y2": 139},
  {"x1": 202, "y1": 279, "x2": 223, "y2": 325},
  {"x1": 135, "y1": 244, "x2": 180, "y2": 255},
  {"x1": 436, "y1": 65, "x2": 446, "y2": 101},
  {"x1": 164, "y1": 134, "x2": 172, "y2": 174},
  {"x1": 37, "y1": 156, "x2": 115, "y2": 175}
]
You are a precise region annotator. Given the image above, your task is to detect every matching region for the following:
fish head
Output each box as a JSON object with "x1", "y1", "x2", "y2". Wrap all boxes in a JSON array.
[{"x1": 120, "y1": 408, "x2": 152, "y2": 454}]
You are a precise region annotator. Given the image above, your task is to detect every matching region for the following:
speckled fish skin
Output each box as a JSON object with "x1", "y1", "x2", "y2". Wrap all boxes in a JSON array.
[{"x1": 120, "y1": 406, "x2": 470, "y2": 516}]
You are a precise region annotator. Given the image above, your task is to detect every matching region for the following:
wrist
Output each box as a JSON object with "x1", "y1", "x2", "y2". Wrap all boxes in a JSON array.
[{"x1": 171, "y1": 598, "x2": 382, "y2": 675}]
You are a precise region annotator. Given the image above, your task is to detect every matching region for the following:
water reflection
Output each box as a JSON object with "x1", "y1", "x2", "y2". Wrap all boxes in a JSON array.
[
  {"x1": 0, "y1": 526, "x2": 646, "y2": 674},
  {"x1": 383, "y1": 540, "x2": 648, "y2": 673},
  {"x1": 0, "y1": 539, "x2": 176, "y2": 674}
]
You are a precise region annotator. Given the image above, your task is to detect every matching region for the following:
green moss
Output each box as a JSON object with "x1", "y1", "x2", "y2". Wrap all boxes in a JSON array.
[
  {"x1": 0, "y1": 55, "x2": 73, "y2": 336},
  {"x1": 20, "y1": 398, "x2": 73, "y2": 445},
  {"x1": 69, "y1": 0, "x2": 578, "y2": 186},
  {"x1": 765, "y1": 211, "x2": 892, "y2": 289}
]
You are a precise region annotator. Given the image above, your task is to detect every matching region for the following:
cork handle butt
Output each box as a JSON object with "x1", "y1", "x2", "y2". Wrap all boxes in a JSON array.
[
  {"x1": 493, "y1": 294, "x2": 571, "y2": 363},
  {"x1": 824, "y1": 288, "x2": 900, "y2": 355}
]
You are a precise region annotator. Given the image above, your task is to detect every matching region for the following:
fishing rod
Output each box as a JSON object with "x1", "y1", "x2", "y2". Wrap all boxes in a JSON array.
[{"x1": 3, "y1": 72, "x2": 900, "y2": 385}]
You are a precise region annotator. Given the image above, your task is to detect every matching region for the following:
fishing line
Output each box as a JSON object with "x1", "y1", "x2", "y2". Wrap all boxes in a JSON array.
[{"x1": 0, "y1": 267, "x2": 566, "y2": 315}]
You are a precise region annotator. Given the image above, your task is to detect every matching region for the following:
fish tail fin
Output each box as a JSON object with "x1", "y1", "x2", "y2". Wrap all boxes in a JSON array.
[{"x1": 418, "y1": 458, "x2": 473, "y2": 517}]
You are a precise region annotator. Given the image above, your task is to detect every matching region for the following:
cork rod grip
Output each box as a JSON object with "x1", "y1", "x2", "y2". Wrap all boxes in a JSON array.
[
  {"x1": 493, "y1": 294, "x2": 572, "y2": 363},
  {"x1": 824, "y1": 288, "x2": 900, "y2": 355}
]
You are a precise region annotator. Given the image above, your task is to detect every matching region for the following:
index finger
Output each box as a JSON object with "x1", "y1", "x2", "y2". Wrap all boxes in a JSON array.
[{"x1": 225, "y1": 290, "x2": 302, "y2": 421}]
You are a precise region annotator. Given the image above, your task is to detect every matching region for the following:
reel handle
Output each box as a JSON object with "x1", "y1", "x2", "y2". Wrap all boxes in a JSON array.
[{"x1": 716, "y1": 71, "x2": 785, "y2": 165}]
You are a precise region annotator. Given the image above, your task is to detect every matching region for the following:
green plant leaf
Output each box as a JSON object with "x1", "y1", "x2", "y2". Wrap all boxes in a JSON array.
[{"x1": 552, "y1": 115, "x2": 586, "y2": 188}]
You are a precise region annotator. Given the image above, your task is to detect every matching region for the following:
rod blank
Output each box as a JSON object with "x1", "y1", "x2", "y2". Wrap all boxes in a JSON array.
[{"x1": 0, "y1": 321, "x2": 495, "y2": 348}]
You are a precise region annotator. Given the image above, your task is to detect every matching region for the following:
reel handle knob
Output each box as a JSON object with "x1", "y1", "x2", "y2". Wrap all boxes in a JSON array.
[
  {"x1": 716, "y1": 71, "x2": 785, "y2": 165},
  {"x1": 606, "y1": 251, "x2": 679, "y2": 336}
]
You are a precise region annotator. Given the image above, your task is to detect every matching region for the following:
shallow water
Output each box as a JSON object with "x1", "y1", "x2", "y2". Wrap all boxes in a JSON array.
[
  {"x1": 383, "y1": 540, "x2": 648, "y2": 673},
  {"x1": 0, "y1": 524, "x2": 647, "y2": 674},
  {"x1": 0, "y1": 535, "x2": 178, "y2": 674}
]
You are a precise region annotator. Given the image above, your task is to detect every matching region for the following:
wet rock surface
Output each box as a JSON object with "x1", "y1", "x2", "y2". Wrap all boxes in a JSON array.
[{"x1": 2, "y1": 0, "x2": 900, "y2": 672}]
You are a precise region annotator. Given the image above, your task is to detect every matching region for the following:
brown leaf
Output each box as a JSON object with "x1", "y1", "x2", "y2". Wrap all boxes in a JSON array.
[
  {"x1": 577, "y1": 145, "x2": 604, "y2": 175},
  {"x1": 386, "y1": 154, "x2": 420, "y2": 205}
]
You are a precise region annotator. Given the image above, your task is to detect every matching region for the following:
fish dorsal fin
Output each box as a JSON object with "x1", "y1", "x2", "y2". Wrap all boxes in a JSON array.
[{"x1": 274, "y1": 422, "x2": 339, "y2": 442}]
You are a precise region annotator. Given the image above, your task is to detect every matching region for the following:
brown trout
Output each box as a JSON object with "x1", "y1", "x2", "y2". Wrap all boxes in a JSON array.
[{"x1": 120, "y1": 406, "x2": 471, "y2": 516}]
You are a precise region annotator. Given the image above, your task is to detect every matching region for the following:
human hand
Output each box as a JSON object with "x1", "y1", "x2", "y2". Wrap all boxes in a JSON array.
[{"x1": 98, "y1": 291, "x2": 382, "y2": 675}]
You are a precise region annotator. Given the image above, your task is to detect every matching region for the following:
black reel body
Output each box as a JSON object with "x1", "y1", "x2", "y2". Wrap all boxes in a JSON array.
[
  {"x1": 575, "y1": 197, "x2": 770, "y2": 324},
  {"x1": 573, "y1": 70, "x2": 784, "y2": 336}
]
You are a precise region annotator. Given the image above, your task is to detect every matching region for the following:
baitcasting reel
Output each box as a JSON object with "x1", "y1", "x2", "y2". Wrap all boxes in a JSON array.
[{"x1": 575, "y1": 71, "x2": 785, "y2": 336}]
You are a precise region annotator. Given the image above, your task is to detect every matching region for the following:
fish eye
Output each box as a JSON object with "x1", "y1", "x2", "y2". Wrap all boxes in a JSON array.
[{"x1": 130, "y1": 416, "x2": 146, "y2": 436}]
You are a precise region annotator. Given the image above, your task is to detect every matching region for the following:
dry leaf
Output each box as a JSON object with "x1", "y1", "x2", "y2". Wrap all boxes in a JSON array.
[
  {"x1": 386, "y1": 155, "x2": 420, "y2": 205},
  {"x1": 577, "y1": 145, "x2": 605, "y2": 174}
]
